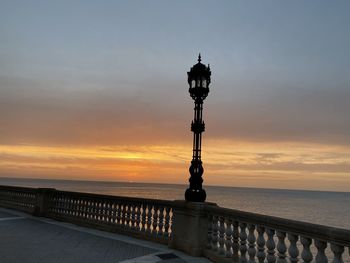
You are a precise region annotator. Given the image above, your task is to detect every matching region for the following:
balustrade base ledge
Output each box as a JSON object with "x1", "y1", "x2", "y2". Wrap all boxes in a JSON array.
[{"x1": 203, "y1": 249, "x2": 238, "y2": 263}]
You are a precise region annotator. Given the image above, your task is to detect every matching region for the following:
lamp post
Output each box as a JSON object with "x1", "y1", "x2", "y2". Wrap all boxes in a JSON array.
[{"x1": 185, "y1": 54, "x2": 211, "y2": 202}]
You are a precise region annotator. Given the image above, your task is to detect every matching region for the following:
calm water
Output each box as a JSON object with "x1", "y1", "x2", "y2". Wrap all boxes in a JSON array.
[{"x1": 1, "y1": 177, "x2": 349, "y2": 229}]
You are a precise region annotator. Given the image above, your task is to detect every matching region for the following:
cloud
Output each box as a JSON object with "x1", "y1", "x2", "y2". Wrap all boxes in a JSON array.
[
  {"x1": 1, "y1": 65, "x2": 350, "y2": 147},
  {"x1": 0, "y1": 75, "x2": 190, "y2": 145},
  {"x1": 207, "y1": 83, "x2": 350, "y2": 145}
]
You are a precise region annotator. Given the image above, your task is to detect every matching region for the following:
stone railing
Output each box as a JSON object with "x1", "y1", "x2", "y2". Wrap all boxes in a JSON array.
[
  {"x1": 204, "y1": 205, "x2": 350, "y2": 263},
  {"x1": 0, "y1": 185, "x2": 37, "y2": 213},
  {"x1": 46, "y1": 189, "x2": 173, "y2": 244},
  {"x1": 1, "y1": 185, "x2": 349, "y2": 262},
  {"x1": 0, "y1": 186, "x2": 173, "y2": 244}
]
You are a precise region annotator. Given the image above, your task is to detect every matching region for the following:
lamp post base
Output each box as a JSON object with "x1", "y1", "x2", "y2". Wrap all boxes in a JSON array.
[{"x1": 185, "y1": 188, "x2": 206, "y2": 202}]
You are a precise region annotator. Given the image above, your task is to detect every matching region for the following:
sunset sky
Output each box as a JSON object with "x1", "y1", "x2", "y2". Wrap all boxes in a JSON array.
[{"x1": 1, "y1": 1, "x2": 350, "y2": 191}]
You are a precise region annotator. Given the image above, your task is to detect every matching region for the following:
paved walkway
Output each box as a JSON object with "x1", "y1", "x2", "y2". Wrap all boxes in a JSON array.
[{"x1": 0, "y1": 208, "x2": 211, "y2": 263}]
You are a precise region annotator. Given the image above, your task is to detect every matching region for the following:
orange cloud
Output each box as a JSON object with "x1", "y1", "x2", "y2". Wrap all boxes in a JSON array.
[{"x1": 1, "y1": 140, "x2": 350, "y2": 191}]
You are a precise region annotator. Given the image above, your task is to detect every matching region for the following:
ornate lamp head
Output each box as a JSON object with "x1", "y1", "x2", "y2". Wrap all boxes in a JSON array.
[{"x1": 187, "y1": 54, "x2": 211, "y2": 101}]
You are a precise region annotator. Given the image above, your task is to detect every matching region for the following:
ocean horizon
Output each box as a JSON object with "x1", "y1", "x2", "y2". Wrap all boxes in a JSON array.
[{"x1": 1, "y1": 177, "x2": 349, "y2": 230}]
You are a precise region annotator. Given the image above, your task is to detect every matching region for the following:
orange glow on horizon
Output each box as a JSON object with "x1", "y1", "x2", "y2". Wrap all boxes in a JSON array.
[{"x1": 1, "y1": 140, "x2": 350, "y2": 191}]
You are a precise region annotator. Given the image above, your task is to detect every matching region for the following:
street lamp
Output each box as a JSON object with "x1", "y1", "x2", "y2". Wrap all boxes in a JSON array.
[{"x1": 185, "y1": 54, "x2": 211, "y2": 202}]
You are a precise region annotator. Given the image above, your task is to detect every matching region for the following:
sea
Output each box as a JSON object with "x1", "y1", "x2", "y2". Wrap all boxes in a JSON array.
[{"x1": 0, "y1": 177, "x2": 349, "y2": 230}]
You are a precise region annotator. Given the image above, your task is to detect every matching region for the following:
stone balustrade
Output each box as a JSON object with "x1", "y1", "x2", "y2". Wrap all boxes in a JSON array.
[
  {"x1": 0, "y1": 185, "x2": 37, "y2": 213},
  {"x1": 0, "y1": 186, "x2": 173, "y2": 244},
  {"x1": 204, "y1": 205, "x2": 350, "y2": 263},
  {"x1": 46, "y1": 189, "x2": 173, "y2": 244},
  {"x1": 1, "y1": 185, "x2": 349, "y2": 262}
]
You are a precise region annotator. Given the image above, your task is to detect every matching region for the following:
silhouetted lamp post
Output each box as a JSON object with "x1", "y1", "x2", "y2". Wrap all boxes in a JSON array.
[{"x1": 185, "y1": 54, "x2": 211, "y2": 202}]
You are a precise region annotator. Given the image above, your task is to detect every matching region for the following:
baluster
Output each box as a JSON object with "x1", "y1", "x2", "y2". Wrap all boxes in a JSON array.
[
  {"x1": 146, "y1": 205, "x2": 153, "y2": 234},
  {"x1": 68, "y1": 198, "x2": 71, "y2": 216},
  {"x1": 115, "y1": 203, "x2": 120, "y2": 224},
  {"x1": 135, "y1": 204, "x2": 141, "y2": 231},
  {"x1": 225, "y1": 218, "x2": 233, "y2": 258},
  {"x1": 93, "y1": 200, "x2": 98, "y2": 221},
  {"x1": 80, "y1": 200, "x2": 84, "y2": 218},
  {"x1": 207, "y1": 214, "x2": 213, "y2": 249},
  {"x1": 67, "y1": 197, "x2": 71, "y2": 216},
  {"x1": 84, "y1": 200, "x2": 88, "y2": 219},
  {"x1": 81, "y1": 200, "x2": 84, "y2": 218},
  {"x1": 141, "y1": 204, "x2": 147, "y2": 231},
  {"x1": 218, "y1": 216, "x2": 226, "y2": 255},
  {"x1": 287, "y1": 233, "x2": 299, "y2": 263},
  {"x1": 71, "y1": 198, "x2": 75, "y2": 216},
  {"x1": 277, "y1": 231, "x2": 287, "y2": 263},
  {"x1": 163, "y1": 207, "x2": 171, "y2": 239},
  {"x1": 107, "y1": 203, "x2": 111, "y2": 223},
  {"x1": 74, "y1": 199, "x2": 78, "y2": 217},
  {"x1": 152, "y1": 206, "x2": 159, "y2": 237},
  {"x1": 74, "y1": 199, "x2": 77, "y2": 216},
  {"x1": 300, "y1": 236, "x2": 313, "y2": 263},
  {"x1": 78, "y1": 199, "x2": 81, "y2": 217},
  {"x1": 232, "y1": 221, "x2": 239, "y2": 262},
  {"x1": 116, "y1": 203, "x2": 121, "y2": 224},
  {"x1": 211, "y1": 215, "x2": 219, "y2": 251},
  {"x1": 315, "y1": 239, "x2": 328, "y2": 263},
  {"x1": 81, "y1": 200, "x2": 85, "y2": 219},
  {"x1": 103, "y1": 202, "x2": 107, "y2": 221},
  {"x1": 257, "y1": 226, "x2": 266, "y2": 263},
  {"x1": 97, "y1": 201, "x2": 101, "y2": 221},
  {"x1": 266, "y1": 228, "x2": 276, "y2": 263},
  {"x1": 169, "y1": 208, "x2": 173, "y2": 238},
  {"x1": 130, "y1": 204, "x2": 136, "y2": 229},
  {"x1": 93, "y1": 201, "x2": 97, "y2": 220},
  {"x1": 96, "y1": 201, "x2": 100, "y2": 221},
  {"x1": 330, "y1": 243, "x2": 344, "y2": 263},
  {"x1": 63, "y1": 197, "x2": 67, "y2": 215},
  {"x1": 111, "y1": 203, "x2": 116, "y2": 224},
  {"x1": 77, "y1": 202, "x2": 83, "y2": 217},
  {"x1": 120, "y1": 204, "x2": 126, "y2": 226},
  {"x1": 239, "y1": 222, "x2": 248, "y2": 263},
  {"x1": 101, "y1": 202, "x2": 105, "y2": 221},
  {"x1": 78, "y1": 200, "x2": 82, "y2": 218},
  {"x1": 248, "y1": 224, "x2": 256, "y2": 263},
  {"x1": 125, "y1": 204, "x2": 130, "y2": 227},
  {"x1": 97, "y1": 202, "x2": 102, "y2": 221},
  {"x1": 157, "y1": 206, "x2": 164, "y2": 238},
  {"x1": 94, "y1": 201, "x2": 98, "y2": 221},
  {"x1": 85, "y1": 200, "x2": 91, "y2": 220},
  {"x1": 108, "y1": 202, "x2": 113, "y2": 223}
]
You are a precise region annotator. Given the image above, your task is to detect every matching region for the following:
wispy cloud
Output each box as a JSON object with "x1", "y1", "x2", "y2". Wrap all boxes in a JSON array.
[{"x1": 1, "y1": 141, "x2": 350, "y2": 191}]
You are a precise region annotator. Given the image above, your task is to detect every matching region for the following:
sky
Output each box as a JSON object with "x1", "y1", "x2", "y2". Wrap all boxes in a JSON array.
[{"x1": 1, "y1": 1, "x2": 350, "y2": 191}]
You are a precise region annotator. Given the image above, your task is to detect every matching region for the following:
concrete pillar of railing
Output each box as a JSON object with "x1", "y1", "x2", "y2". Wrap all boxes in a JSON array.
[
  {"x1": 33, "y1": 188, "x2": 56, "y2": 217},
  {"x1": 169, "y1": 200, "x2": 217, "y2": 256}
]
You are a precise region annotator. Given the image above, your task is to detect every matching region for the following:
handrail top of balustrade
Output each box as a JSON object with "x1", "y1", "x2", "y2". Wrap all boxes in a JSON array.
[
  {"x1": 0, "y1": 184, "x2": 38, "y2": 193},
  {"x1": 52, "y1": 189, "x2": 174, "y2": 206},
  {"x1": 205, "y1": 205, "x2": 350, "y2": 246},
  {"x1": 0, "y1": 185, "x2": 173, "y2": 207}
]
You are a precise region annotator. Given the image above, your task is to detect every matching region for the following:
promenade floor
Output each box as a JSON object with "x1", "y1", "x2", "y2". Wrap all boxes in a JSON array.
[{"x1": 0, "y1": 208, "x2": 211, "y2": 263}]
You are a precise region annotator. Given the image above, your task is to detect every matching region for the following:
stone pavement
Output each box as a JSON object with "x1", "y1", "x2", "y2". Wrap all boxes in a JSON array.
[{"x1": 0, "y1": 208, "x2": 211, "y2": 263}]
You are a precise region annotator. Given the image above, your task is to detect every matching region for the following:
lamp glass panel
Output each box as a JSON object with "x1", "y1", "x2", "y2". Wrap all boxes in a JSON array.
[{"x1": 191, "y1": 80, "x2": 196, "y2": 88}]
